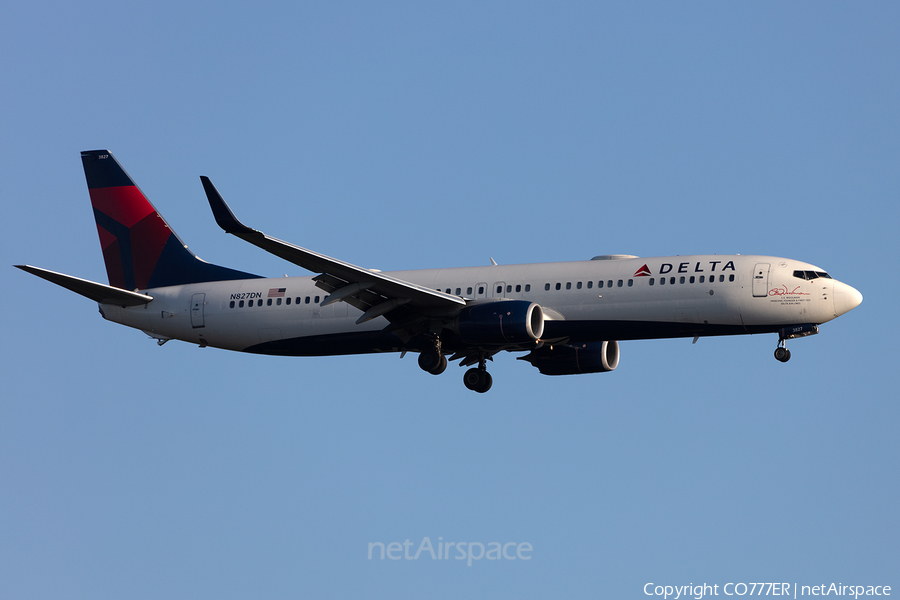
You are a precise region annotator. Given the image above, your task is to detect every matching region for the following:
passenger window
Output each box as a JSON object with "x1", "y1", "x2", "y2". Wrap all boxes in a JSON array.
[
  {"x1": 315, "y1": 296, "x2": 320, "y2": 303},
  {"x1": 257, "y1": 299, "x2": 263, "y2": 306},
  {"x1": 599, "y1": 280, "x2": 604, "y2": 288},
  {"x1": 719, "y1": 275, "x2": 724, "y2": 282},
  {"x1": 478, "y1": 286, "x2": 485, "y2": 294},
  {"x1": 679, "y1": 277, "x2": 685, "y2": 284},
  {"x1": 276, "y1": 298, "x2": 282, "y2": 305},
  {"x1": 689, "y1": 276, "x2": 695, "y2": 284},
  {"x1": 587, "y1": 281, "x2": 592, "y2": 289},
  {"x1": 496, "y1": 285, "x2": 502, "y2": 294},
  {"x1": 507, "y1": 285, "x2": 512, "y2": 293},
  {"x1": 628, "y1": 279, "x2": 633, "y2": 287},
  {"x1": 617, "y1": 280, "x2": 623, "y2": 287},
  {"x1": 649, "y1": 278, "x2": 655, "y2": 286},
  {"x1": 545, "y1": 283, "x2": 551, "y2": 291},
  {"x1": 515, "y1": 284, "x2": 521, "y2": 292},
  {"x1": 608, "y1": 280, "x2": 613, "y2": 288},
  {"x1": 286, "y1": 297, "x2": 291, "y2": 305},
  {"x1": 467, "y1": 287, "x2": 473, "y2": 295},
  {"x1": 305, "y1": 297, "x2": 310, "y2": 304},
  {"x1": 456, "y1": 288, "x2": 461, "y2": 295},
  {"x1": 267, "y1": 298, "x2": 272, "y2": 306},
  {"x1": 239, "y1": 300, "x2": 244, "y2": 307},
  {"x1": 729, "y1": 275, "x2": 735, "y2": 282},
  {"x1": 556, "y1": 283, "x2": 561, "y2": 290},
  {"x1": 525, "y1": 284, "x2": 531, "y2": 292},
  {"x1": 576, "y1": 282, "x2": 582, "y2": 289},
  {"x1": 670, "y1": 277, "x2": 676, "y2": 285},
  {"x1": 446, "y1": 288, "x2": 452, "y2": 294},
  {"x1": 699, "y1": 276, "x2": 704, "y2": 283},
  {"x1": 566, "y1": 282, "x2": 572, "y2": 290},
  {"x1": 230, "y1": 300, "x2": 235, "y2": 308}
]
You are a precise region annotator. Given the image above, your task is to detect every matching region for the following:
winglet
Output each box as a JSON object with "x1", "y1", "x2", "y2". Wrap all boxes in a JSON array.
[
  {"x1": 200, "y1": 176, "x2": 256, "y2": 236},
  {"x1": 195, "y1": 178, "x2": 467, "y2": 315}
]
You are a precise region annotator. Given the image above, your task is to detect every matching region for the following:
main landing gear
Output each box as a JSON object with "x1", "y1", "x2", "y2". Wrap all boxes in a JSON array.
[
  {"x1": 417, "y1": 336, "x2": 492, "y2": 392},
  {"x1": 463, "y1": 362, "x2": 493, "y2": 393},
  {"x1": 418, "y1": 348, "x2": 448, "y2": 375}
]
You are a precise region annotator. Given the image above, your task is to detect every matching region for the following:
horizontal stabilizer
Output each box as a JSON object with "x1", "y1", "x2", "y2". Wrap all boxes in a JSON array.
[{"x1": 15, "y1": 265, "x2": 153, "y2": 306}]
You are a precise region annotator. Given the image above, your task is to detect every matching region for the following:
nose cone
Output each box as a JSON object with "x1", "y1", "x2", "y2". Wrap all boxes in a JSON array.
[{"x1": 833, "y1": 281, "x2": 863, "y2": 317}]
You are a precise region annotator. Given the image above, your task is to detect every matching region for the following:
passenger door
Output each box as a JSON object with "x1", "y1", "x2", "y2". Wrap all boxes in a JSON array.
[
  {"x1": 752, "y1": 263, "x2": 770, "y2": 297},
  {"x1": 190, "y1": 293, "x2": 206, "y2": 328}
]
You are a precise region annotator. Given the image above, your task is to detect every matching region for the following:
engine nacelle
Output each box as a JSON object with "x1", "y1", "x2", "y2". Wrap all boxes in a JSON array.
[
  {"x1": 522, "y1": 341, "x2": 620, "y2": 375},
  {"x1": 453, "y1": 300, "x2": 544, "y2": 345}
]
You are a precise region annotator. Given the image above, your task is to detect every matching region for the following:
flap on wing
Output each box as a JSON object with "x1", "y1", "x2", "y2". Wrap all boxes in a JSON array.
[
  {"x1": 201, "y1": 177, "x2": 466, "y2": 317},
  {"x1": 15, "y1": 265, "x2": 153, "y2": 306}
]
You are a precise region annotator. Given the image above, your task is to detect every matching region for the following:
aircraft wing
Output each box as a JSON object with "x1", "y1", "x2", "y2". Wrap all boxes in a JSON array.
[
  {"x1": 15, "y1": 265, "x2": 153, "y2": 306},
  {"x1": 201, "y1": 177, "x2": 466, "y2": 325}
]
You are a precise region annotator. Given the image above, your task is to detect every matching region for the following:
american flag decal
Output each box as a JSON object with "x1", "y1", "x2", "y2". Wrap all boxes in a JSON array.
[{"x1": 268, "y1": 288, "x2": 286, "y2": 298}]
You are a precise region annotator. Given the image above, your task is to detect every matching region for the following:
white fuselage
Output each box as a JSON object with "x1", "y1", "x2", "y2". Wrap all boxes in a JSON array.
[{"x1": 98, "y1": 254, "x2": 860, "y2": 356}]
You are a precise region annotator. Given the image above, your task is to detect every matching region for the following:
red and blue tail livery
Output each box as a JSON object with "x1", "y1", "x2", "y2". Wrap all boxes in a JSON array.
[
  {"x1": 82, "y1": 150, "x2": 258, "y2": 290},
  {"x1": 15, "y1": 150, "x2": 862, "y2": 392}
]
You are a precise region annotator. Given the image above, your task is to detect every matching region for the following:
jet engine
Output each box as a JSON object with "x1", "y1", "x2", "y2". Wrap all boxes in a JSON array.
[
  {"x1": 520, "y1": 341, "x2": 620, "y2": 375},
  {"x1": 452, "y1": 300, "x2": 544, "y2": 345}
]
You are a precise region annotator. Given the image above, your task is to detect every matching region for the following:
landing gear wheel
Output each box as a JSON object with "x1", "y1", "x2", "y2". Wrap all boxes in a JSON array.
[
  {"x1": 463, "y1": 368, "x2": 482, "y2": 390},
  {"x1": 463, "y1": 368, "x2": 492, "y2": 393},
  {"x1": 477, "y1": 371, "x2": 493, "y2": 393},
  {"x1": 418, "y1": 350, "x2": 446, "y2": 374},
  {"x1": 774, "y1": 347, "x2": 791, "y2": 363}
]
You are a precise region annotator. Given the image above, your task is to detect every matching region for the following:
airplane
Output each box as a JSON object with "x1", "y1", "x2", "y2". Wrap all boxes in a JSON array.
[{"x1": 15, "y1": 150, "x2": 863, "y2": 393}]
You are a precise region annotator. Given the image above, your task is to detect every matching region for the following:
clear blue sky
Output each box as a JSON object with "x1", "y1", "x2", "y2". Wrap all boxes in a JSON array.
[{"x1": 2, "y1": 2, "x2": 897, "y2": 598}]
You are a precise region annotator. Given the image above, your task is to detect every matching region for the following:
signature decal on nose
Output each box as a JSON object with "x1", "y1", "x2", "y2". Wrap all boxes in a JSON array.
[{"x1": 769, "y1": 286, "x2": 811, "y2": 297}]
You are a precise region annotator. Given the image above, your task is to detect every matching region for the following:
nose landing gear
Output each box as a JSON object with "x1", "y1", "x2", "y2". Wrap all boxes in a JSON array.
[
  {"x1": 773, "y1": 324, "x2": 819, "y2": 363},
  {"x1": 774, "y1": 344, "x2": 791, "y2": 363}
]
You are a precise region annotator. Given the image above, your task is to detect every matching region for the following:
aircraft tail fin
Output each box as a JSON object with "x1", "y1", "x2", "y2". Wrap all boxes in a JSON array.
[{"x1": 81, "y1": 150, "x2": 260, "y2": 289}]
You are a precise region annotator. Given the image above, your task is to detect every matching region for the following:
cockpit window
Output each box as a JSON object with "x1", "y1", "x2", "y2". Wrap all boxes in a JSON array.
[{"x1": 794, "y1": 270, "x2": 832, "y2": 280}]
